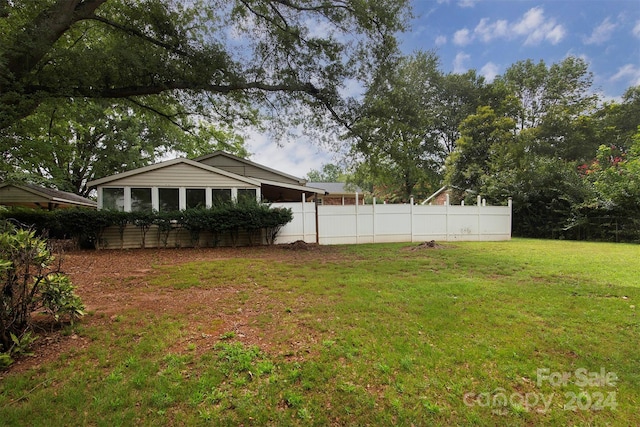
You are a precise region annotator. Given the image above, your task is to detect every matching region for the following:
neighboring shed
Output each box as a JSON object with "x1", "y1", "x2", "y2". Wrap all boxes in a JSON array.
[
  {"x1": 0, "y1": 182, "x2": 97, "y2": 210},
  {"x1": 307, "y1": 182, "x2": 365, "y2": 205}
]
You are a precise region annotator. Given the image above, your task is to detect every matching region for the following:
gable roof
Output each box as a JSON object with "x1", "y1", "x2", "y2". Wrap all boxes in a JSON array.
[
  {"x1": 86, "y1": 158, "x2": 262, "y2": 188},
  {"x1": 307, "y1": 182, "x2": 363, "y2": 195},
  {"x1": 194, "y1": 151, "x2": 306, "y2": 185},
  {"x1": 0, "y1": 182, "x2": 97, "y2": 209},
  {"x1": 421, "y1": 186, "x2": 449, "y2": 205}
]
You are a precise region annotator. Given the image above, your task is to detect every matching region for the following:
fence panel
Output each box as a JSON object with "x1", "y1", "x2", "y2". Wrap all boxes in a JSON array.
[
  {"x1": 98, "y1": 200, "x2": 511, "y2": 248},
  {"x1": 316, "y1": 200, "x2": 512, "y2": 245},
  {"x1": 272, "y1": 201, "x2": 317, "y2": 244}
]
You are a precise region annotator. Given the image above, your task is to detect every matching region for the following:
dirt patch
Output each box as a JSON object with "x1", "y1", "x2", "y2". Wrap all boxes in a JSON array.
[
  {"x1": 281, "y1": 240, "x2": 317, "y2": 251},
  {"x1": 3, "y1": 245, "x2": 338, "y2": 375},
  {"x1": 404, "y1": 240, "x2": 447, "y2": 250}
]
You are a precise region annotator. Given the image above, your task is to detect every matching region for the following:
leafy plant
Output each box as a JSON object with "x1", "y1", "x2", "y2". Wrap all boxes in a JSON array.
[
  {"x1": 0, "y1": 222, "x2": 84, "y2": 366},
  {"x1": 39, "y1": 273, "x2": 85, "y2": 324}
]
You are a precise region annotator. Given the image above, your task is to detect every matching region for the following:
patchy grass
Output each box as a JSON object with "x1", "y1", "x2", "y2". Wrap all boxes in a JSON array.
[{"x1": 1, "y1": 239, "x2": 638, "y2": 425}]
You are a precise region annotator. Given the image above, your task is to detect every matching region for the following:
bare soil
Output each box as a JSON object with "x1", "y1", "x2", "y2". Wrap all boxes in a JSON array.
[{"x1": 5, "y1": 244, "x2": 335, "y2": 375}]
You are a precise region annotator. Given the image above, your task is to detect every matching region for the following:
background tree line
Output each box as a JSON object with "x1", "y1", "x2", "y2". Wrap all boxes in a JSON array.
[{"x1": 336, "y1": 53, "x2": 639, "y2": 241}]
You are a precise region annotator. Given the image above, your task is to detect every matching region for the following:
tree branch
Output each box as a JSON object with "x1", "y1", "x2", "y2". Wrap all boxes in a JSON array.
[
  {"x1": 88, "y1": 15, "x2": 192, "y2": 58},
  {"x1": 124, "y1": 98, "x2": 192, "y2": 133},
  {"x1": 2, "y1": 0, "x2": 107, "y2": 85}
]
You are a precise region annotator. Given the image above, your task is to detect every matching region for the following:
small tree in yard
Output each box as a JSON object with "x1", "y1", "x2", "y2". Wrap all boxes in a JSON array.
[{"x1": 0, "y1": 222, "x2": 84, "y2": 368}]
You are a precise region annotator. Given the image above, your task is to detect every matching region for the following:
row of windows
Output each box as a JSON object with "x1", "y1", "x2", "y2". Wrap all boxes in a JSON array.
[{"x1": 102, "y1": 187, "x2": 258, "y2": 212}]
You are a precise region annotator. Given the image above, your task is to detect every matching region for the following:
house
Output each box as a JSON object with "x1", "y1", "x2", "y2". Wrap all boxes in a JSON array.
[
  {"x1": 0, "y1": 182, "x2": 97, "y2": 210},
  {"x1": 306, "y1": 182, "x2": 365, "y2": 205},
  {"x1": 87, "y1": 152, "x2": 325, "y2": 212}
]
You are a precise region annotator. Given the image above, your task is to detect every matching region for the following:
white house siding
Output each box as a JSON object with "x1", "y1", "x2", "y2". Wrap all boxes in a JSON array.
[{"x1": 98, "y1": 163, "x2": 257, "y2": 188}]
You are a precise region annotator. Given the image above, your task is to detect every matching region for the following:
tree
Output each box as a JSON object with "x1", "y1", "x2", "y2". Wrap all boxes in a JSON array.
[
  {"x1": 0, "y1": 0, "x2": 409, "y2": 133},
  {"x1": 495, "y1": 57, "x2": 598, "y2": 161},
  {"x1": 588, "y1": 128, "x2": 640, "y2": 210},
  {"x1": 305, "y1": 164, "x2": 346, "y2": 182},
  {"x1": 347, "y1": 51, "x2": 444, "y2": 202},
  {"x1": 432, "y1": 70, "x2": 490, "y2": 155},
  {"x1": 0, "y1": 97, "x2": 250, "y2": 196},
  {"x1": 589, "y1": 86, "x2": 640, "y2": 154},
  {"x1": 444, "y1": 105, "x2": 517, "y2": 203}
]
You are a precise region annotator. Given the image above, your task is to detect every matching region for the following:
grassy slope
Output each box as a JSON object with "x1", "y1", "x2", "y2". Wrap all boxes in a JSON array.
[{"x1": 1, "y1": 239, "x2": 638, "y2": 426}]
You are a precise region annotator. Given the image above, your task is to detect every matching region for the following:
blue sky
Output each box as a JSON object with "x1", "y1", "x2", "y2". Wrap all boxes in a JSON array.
[
  {"x1": 247, "y1": 0, "x2": 640, "y2": 178},
  {"x1": 406, "y1": 0, "x2": 640, "y2": 98}
]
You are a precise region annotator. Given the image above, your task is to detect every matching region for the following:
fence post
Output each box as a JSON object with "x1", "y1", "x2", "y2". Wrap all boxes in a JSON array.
[
  {"x1": 445, "y1": 193, "x2": 450, "y2": 241},
  {"x1": 410, "y1": 197, "x2": 414, "y2": 242},
  {"x1": 301, "y1": 193, "x2": 306, "y2": 242},
  {"x1": 508, "y1": 197, "x2": 513, "y2": 239},
  {"x1": 355, "y1": 192, "x2": 359, "y2": 244},
  {"x1": 477, "y1": 195, "x2": 482, "y2": 241},
  {"x1": 373, "y1": 197, "x2": 376, "y2": 243}
]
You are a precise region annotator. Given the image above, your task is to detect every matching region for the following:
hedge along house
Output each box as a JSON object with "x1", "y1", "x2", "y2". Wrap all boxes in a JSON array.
[{"x1": 86, "y1": 153, "x2": 325, "y2": 248}]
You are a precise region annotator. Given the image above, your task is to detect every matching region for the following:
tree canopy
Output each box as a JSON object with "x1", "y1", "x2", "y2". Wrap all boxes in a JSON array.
[
  {"x1": 0, "y1": 97, "x2": 250, "y2": 196},
  {"x1": 0, "y1": 0, "x2": 409, "y2": 194},
  {"x1": 0, "y1": 0, "x2": 410, "y2": 131}
]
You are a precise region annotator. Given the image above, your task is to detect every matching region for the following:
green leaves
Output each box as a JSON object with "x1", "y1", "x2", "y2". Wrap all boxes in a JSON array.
[
  {"x1": 40, "y1": 273, "x2": 85, "y2": 323},
  {"x1": 0, "y1": 221, "x2": 84, "y2": 364},
  {"x1": 0, "y1": 204, "x2": 294, "y2": 248},
  {"x1": 1, "y1": 0, "x2": 410, "y2": 137}
]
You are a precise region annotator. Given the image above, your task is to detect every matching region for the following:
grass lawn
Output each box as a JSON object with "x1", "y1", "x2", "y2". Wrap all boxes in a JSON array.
[{"x1": 1, "y1": 239, "x2": 638, "y2": 425}]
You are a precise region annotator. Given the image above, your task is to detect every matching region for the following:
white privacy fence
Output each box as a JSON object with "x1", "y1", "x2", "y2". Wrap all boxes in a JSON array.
[{"x1": 273, "y1": 198, "x2": 512, "y2": 245}]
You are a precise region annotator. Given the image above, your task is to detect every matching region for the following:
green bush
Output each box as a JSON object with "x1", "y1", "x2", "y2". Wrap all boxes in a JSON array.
[
  {"x1": 0, "y1": 222, "x2": 84, "y2": 367},
  {"x1": 0, "y1": 203, "x2": 294, "y2": 249}
]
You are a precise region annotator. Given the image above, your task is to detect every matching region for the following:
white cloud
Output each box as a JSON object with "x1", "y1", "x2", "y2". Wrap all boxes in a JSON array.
[
  {"x1": 633, "y1": 20, "x2": 640, "y2": 38},
  {"x1": 435, "y1": 35, "x2": 447, "y2": 47},
  {"x1": 453, "y1": 52, "x2": 471, "y2": 73},
  {"x1": 453, "y1": 28, "x2": 472, "y2": 46},
  {"x1": 512, "y1": 7, "x2": 566, "y2": 45},
  {"x1": 458, "y1": 0, "x2": 477, "y2": 8},
  {"x1": 610, "y1": 64, "x2": 640, "y2": 86},
  {"x1": 545, "y1": 25, "x2": 566, "y2": 45},
  {"x1": 512, "y1": 7, "x2": 544, "y2": 36},
  {"x1": 584, "y1": 17, "x2": 617, "y2": 45},
  {"x1": 245, "y1": 130, "x2": 334, "y2": 179},
  {"x1": 480, "y1": 62, "x2": 500, "y2": 82},
  {"x1": 474, "y1": 18, "x2": 509, "y2": 42},
  {"x1": 451, "y1": 7, "x2": 566, "y2": 47}
]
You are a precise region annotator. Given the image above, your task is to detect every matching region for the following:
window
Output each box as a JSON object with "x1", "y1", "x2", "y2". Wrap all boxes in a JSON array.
[
  {"x1": 237, "y1": 188, "x2": 257, "y2": 204},
  {"x1": 186, "y1": 188, "x2": 206, "y2": 209},
  {"x1": 102, "y1": 188, "x2": 124, "y2": 211},
  {"x1": 131, "y1": 188, "x2": 152, "y2": 212},
  {"x1": 211, "y1": 189, "x2": 231, "y2": 205},
  {"x1": 158, "y1": 188, "x2": 179, "y2": 212}
]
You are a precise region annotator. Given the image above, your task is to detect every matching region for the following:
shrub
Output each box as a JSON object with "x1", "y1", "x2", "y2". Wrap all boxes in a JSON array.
[
  {"x1": 0, "y1": 203, "x2": 294, "y2": 249},
  {"x1": 0, "y1": 222, "x2": 84, "y2": 366}
]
